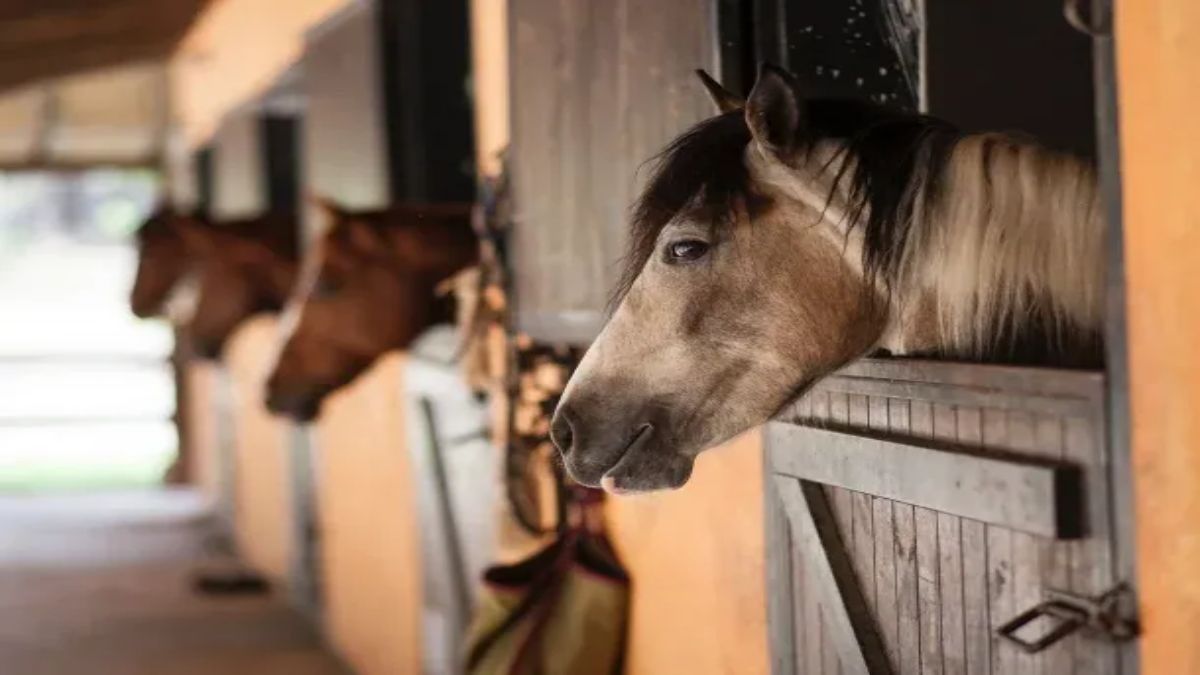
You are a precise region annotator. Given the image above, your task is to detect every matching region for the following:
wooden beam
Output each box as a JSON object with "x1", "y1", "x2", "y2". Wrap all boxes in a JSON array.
[{"x1": 767, "y1": 423, "x2": 1084, "y2": 538}]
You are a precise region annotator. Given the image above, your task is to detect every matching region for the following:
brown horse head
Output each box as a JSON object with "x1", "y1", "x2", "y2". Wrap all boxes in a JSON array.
[
  {"x1": 552, "y1": 66, "x2": 1103, "y2": 493},
  {"x1": 265, "y1": 199, "x2": 478, "y2": 421},
  {"x1": 130, "y1": 206, "x2": 201, "y2": 319},
  {"x1": 176, "y1": 213, "x2": 300, "y2": 360}
]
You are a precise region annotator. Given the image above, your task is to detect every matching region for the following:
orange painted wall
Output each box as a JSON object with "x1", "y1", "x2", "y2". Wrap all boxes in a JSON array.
[
  {"x1": 224, "y1": 317, "x2": 294, "y2": 583},
  {"x1": 312, "y1": 354, "x2": 423, "y2": 675},
  {"x1": 1116, "y1": 2, "x2": 1200, "y2": 673},
  {"x1": 606, "y1": 431, "x2": 768, "y2": 675}
]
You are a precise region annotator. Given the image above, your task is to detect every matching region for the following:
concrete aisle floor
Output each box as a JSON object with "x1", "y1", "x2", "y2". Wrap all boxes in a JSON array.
[{"x1": 0, "y1": 490, "x2": 349, "y2": 675}]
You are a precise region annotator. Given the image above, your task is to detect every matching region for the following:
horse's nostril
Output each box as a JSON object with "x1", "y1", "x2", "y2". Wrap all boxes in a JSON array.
[{"x1": 550, "y1": 410, "x2": 575, "y2": 454}]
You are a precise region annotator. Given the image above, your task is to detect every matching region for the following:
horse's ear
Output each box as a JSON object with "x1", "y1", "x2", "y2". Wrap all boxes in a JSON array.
[
  {"x1": 308, "y1": 193, "x2": 345, "y2": 224},
  {"x1": 695, "y1": 69, "x2": 743, "y2": 113},
  {"x1": 745, "y1": 63, "x2": 806, "y2": 158}
]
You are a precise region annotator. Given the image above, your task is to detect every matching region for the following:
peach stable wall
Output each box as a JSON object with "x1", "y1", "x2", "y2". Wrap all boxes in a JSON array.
[
  {"x1": 224, "y1": 317, "x2": 294, "y2": 583},
  {"x1": 606, "y1": 432, "x2": 768, "y2": 675},
  {"x1": 183, "y1": 362, "x2": 223, "y2": 502},
  {"x1": 312, "y1": 354, "x2": 423, "y2": 675},
  {"x1": 1116, "y1": 1, "x2": 1200, "y2": 673}
]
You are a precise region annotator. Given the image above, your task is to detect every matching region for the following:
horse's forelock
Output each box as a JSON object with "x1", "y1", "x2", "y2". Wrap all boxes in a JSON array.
[{"x1": 612, "y1": 111, "x2": 754, "y2": 311}]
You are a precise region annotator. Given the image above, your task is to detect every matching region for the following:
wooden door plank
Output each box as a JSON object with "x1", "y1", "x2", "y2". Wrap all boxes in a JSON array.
[
  {"x1": 954, "y1": 407, "x2": 991, "y2": 675},
  {"x1": 775, "y1": 477, "x2": 894, "y2": 675},
  {"x1": 1007, "y1": 409, "x2": 1042, "y2": 675},
  {"x1": 1036, "y1": 413, "x2": 1073, "y2": 675},
  {"x1": 765, "y1": 454, "x2": 798, "y2": 675},
  {"x1": 933, "y1": 403, "x2": 966, "y2": 675},
  {"x1": 870, "y1": 396, "x2": 899, "y2": 670},
  {"x1": 983, "y1": 408, "x2": 1015, "y2": 675},
  {"x1": 828, "y1": 392, "x2": 856, "y2": 568},
  {"x1": 848, "y1": 395, "x2": 877, "y2": 620},
  {"x1": 766, "y1": 424, "x2": 1080, "y2": 538},
  {"x1": 910, "y1": 400, "x2": 943, "y2": 675},
  {"x1": 798, "y1": 539, "x2": 823, "y2": 675},
  {"x1": 888, "y1": 398, "x2": 921, "y2": 675}
]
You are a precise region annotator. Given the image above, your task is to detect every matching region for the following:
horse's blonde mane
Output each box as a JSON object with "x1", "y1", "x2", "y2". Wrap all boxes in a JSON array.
[{"x1": 895, "y1": 133, "x2": 1105, "y2": 356}]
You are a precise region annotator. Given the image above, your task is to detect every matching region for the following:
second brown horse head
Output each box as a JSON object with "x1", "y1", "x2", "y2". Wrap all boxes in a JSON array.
[
  {"x1": 176, "y1": 212, "x2": 300, "y2": 360},
  {"x1": 265, "y1": 199, "x2": 478, "y2": 421},
  {"x1": 130, "y1": 205, "x2": 203, "y2": 319}
]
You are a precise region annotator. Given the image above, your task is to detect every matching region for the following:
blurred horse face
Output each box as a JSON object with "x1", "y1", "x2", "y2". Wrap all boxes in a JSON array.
[
  {"x1": 266, "y1": 203, "x2": 477, "y2": 421},
  {"x1": 129, "y1": 209, "x2": 196, "y2": 319},
  {"x1": 266, "y1": 221, "x2": 433, "y2": 420},
  {"x1": 175, "y1": 218, "x2": 298, "y2": 360}
]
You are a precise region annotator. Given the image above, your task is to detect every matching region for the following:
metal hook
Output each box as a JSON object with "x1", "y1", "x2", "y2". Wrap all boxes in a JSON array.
[{"x1": 1064, "y1": 0, "x2": 1112, "y2": 37}]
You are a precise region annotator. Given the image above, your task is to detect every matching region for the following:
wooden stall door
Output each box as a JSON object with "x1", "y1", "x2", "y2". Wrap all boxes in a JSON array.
[{"x1": 766, "y1": 361, "x2": 1132, "y2": 675}]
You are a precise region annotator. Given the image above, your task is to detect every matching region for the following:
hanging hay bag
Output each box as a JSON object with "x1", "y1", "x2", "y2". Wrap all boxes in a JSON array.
[{"x1": 465, "y1": 530, "x2": 629, "y2": 675}]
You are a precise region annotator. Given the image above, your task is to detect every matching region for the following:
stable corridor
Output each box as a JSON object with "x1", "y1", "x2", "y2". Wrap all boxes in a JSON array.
[{"x1": 0, "y1": 490, "x2": 348, "y2": 675}]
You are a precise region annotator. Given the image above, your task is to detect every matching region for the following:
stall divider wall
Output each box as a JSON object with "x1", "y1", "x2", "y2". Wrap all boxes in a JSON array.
[{"x1": 1116, "y1": 0, "x2": 1200, "y2": 671}]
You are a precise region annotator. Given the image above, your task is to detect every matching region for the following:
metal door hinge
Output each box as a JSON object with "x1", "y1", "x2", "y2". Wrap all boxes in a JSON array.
[{"x1": 997, "y1": 584, "x2": 1139, "y2": 654}]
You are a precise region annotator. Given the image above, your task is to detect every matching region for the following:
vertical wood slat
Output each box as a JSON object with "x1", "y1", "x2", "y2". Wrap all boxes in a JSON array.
[
  {"x1": 816, "y1": 386, "x2": 844, "y2": 672},
  {"x1": 830, "y1": 388, "x2": 856, "y2": 657},
  {"x1": 1037, "y1": 413, "x2": 1073, "y2": 675},
  {"x1": 799, "y1": 533, "x2": 822, "y2": 675},
  {"x1": 909, "y1": 400, "x2": 943, "y2": 675},
  {"x1": 765, "y1": 435, "x2": 797, "y2": 675},
  {"x1": 889, "y1": 398, "x2": 920, "y2": 675},
  {"x1": 798, "y1": 394, "x2": 821, "y2": 672},
  {"x1": 933, "y1": 403, "x2": 966, "y2": 675},
  {"x1": 1007, "y1": 409, "x2": 1041, "y2": 675},
  {"x1": 848, "y1": 395, "x2": 876, "y2": 627},
  {"x1": 954, "y1": 407, "x2": 991, "y2": 675},
  {"x1": 983, "y1": 408, "x2": 1014, "y2": 675},
  {"x1": 869, "y1": 396, "x2": 899, "y2": 672}
]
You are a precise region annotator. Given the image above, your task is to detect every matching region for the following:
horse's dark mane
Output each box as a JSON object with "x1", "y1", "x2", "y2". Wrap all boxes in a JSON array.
[
  {"x1": 341, "y1": 203, "x2": 474, "y2": 230},
  {"x1": 224, "y1": 212, "x2": 302, "y2": 259},
  {"x1": 617, "y1": 100, "x2": 961, "y2": 307}
]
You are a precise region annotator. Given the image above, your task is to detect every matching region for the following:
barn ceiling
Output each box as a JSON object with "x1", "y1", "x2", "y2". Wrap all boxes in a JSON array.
[
  {"x1": 0, "y1": 0, "x2": 209, "y2": 169},
  {"x1": 0, "y1": 0, "x2": 208, "y2": 95}
]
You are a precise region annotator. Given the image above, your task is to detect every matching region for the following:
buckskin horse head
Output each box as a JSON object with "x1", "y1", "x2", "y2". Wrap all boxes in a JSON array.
[
  {"x1": 265, "y1": 199, "x2": 478, "y2": 421},
  {"x1": 552, "y1": 65, "x2": 1105, "y2": 493},
  {"x1": 175, "y1": 212, "x2": 300, "y2": 359}
]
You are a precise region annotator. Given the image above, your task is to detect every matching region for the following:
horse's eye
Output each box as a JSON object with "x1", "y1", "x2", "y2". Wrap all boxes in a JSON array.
[{"x1": 665, "y1": 239, "x2": 711, "y2": 264}]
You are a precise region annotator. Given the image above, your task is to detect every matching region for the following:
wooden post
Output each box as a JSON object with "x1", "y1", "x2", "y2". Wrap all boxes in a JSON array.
[{"x1": 1116, "y1": 2, "x2": 1200, "y2": 673}]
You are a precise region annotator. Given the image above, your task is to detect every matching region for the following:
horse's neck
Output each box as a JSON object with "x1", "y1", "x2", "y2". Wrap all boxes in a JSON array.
[{"x1": 884, "y1": 134, "x2": 1106, "y2": 357}]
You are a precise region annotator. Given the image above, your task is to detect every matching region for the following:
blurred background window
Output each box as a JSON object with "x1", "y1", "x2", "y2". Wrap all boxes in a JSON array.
[{"x1": 0, "y1": 169, "x2": 175, "y2": 491}]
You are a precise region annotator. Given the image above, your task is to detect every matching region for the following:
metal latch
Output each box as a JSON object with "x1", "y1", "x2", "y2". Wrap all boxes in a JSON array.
[{"x1": 997, "y1": 584, "x2": 1138, "y2": 654}]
